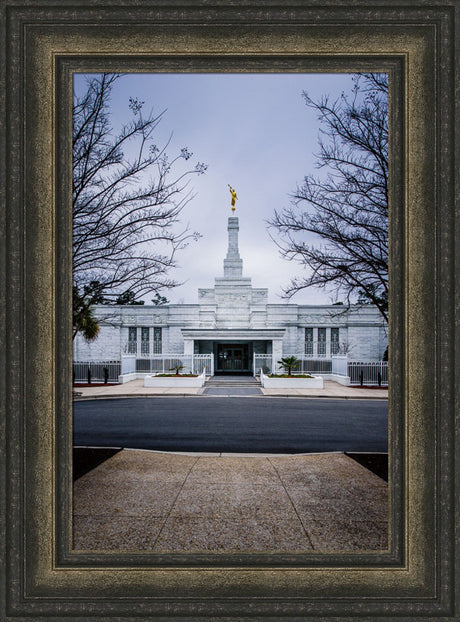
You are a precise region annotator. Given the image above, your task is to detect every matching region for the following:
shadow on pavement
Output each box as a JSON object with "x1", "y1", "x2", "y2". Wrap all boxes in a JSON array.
[
  {"x1": 73, "y1": 447, "x2": 122, "y2": 481},
  {"x1": 73, "y1": 447, "x2": 388, "y2": 482},
  {"x1": 345, "y1": 452, "x2": 388, "y2": 481}
]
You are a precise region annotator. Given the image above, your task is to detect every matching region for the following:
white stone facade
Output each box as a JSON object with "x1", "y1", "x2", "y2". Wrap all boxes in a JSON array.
[{"x1": 74, "y1": 216, "x2": 387, "y2": 370}]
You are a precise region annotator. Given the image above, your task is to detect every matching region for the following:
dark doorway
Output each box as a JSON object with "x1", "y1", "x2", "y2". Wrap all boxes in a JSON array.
[{"x1": 216, "y1": 343, "x2": 250, "y2": 374}]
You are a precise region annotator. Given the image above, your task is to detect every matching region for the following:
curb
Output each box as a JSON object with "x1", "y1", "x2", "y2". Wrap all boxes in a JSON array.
[
  {"x1": 73, "y1": 393, "x2": 204, "y2": 401},
  {"x1": 73, "y1": 392, "x2": 388, "y2": 401}
]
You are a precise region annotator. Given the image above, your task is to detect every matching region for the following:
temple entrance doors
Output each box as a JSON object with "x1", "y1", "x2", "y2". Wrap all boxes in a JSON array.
[{"x1": 216, "y1": 343, "x2": 250, "y2": 373}]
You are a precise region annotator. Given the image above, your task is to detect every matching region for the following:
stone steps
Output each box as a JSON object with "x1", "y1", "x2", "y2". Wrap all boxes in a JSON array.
[
  {"x1": 206, "y1": 383, "x2": 261, "y2": 388},
  {"x1": 205, "y1": 376, "x2": 261, "y2": 388},
  {"x1": 206, "y1": 382, "x2": 261, "y2": 387}
]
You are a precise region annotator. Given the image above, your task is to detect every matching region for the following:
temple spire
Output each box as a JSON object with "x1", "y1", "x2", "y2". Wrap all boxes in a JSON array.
[{"x1": 223, "y1": 217, "x2": 243, "y2": 278}]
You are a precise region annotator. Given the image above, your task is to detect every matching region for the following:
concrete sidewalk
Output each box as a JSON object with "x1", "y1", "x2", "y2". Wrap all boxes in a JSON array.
[
  {"x1": 74, "y1": 379, "x2": 388, "y2": 400},
  {"x1": 73, "y1": 449, "x2": 388, "y2": 552}
]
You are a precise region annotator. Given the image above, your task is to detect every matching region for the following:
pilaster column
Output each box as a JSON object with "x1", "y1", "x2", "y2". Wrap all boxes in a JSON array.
[
  {"x1": 272, "y1": 338, "x2": 284, "y2": 373},
  {"x1": 183, "y1": 339, "x2": 194, "y2": 355}
]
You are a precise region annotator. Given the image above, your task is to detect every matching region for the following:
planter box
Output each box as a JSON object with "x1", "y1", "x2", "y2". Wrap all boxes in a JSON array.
[
  {"x1": 261, "y1": 371, "x2": 324, "y2": 389},
  {"x1": 144, "y1": 371, "x2": 205, "y2": 388}
]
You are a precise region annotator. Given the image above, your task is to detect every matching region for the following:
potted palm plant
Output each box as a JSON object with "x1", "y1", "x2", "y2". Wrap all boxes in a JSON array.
[
  {"x1": 144, "y1": 360, "x2": 206, "y2": 387},
  {"x1": 277, "y1": 356, "x2": 301, "y2": 376}
]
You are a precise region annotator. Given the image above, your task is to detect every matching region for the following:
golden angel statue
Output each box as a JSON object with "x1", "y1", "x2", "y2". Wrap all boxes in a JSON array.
[{"x1": 228, "y1": 184, "x2": 238, "y2": 211}]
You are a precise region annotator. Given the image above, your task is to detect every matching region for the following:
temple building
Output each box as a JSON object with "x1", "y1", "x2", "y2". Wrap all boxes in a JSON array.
[{"x1": 73, "y1": 215, "x2": 387, "y2": 373}]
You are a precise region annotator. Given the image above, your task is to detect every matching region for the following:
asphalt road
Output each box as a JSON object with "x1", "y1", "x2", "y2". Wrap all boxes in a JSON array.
[{"x1": 73, "y1": 397, "x2": 388, "y2": 453}]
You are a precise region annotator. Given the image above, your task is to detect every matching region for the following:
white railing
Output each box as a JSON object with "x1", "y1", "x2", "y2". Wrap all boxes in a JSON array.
[
  {"x1": 294, "y1": 358, "x2": 333, "y2": 374},
  {"x1": 253, "y1": 355, "x2": 335, "y2": 375},
  {"x1": 297, "y1": 356, "x2": 388, "y2": 385},
  {"x1": 253, "y1": 354, "x2": 274, "y2": 375},
  {"x1": 121, "y1": 353, "x2": 214, "y2": 377},
  {"x1": 73, "y1": 360, "x2": 121, "y2": 383},
  {"x1": 347, "y1": 361, "x2": 388, "y2": 386},
  {"x1": 254, "y1": 354, "x2": 388, "y2": 386}
]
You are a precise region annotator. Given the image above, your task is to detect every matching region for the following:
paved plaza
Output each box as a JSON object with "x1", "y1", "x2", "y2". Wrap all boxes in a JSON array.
[
  {"x1": 73, "y1": 449, "x2": 388, "y2": 552},
  {"x1": 73, "y1": 378, "x2": 388, "y2": 552}
]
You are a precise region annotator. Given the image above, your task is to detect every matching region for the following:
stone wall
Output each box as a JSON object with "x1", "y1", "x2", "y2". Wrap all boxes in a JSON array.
[
  {"x1": 73, "y1": 301, "x2": 387, "y2": 362},
  {"x1": 73, "y1": 324, "x2": 121, "y2": 361}
]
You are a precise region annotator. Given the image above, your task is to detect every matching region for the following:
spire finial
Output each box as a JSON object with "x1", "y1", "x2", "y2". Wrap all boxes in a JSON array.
[{"x1": 228, "y1": 184, "x2": 238, "y2": 212}]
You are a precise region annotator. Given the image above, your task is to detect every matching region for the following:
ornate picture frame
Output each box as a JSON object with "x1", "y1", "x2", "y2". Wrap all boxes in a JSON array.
[{"x1": 1, "y1": 1, "x2": 457, "y2": 619}]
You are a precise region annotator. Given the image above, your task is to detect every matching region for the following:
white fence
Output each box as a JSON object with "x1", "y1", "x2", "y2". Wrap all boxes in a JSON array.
[
  {"x1": 73, "y1": 360, "x2": 121, "y2": 383},
  {"x1": 253, "y1": 354, "x2": 274, "y2": 375},
  {"x1": 347, "y1": 361, "x2": 388, "y2": 386},
  {"x1": 81, "y1": 354, "x2": 387, "y2": 386},
  {"x1": 253, "y1": 355, "x2": 334, "y2": 375},
  {"x1": 121, "y1": 354, "x2": 214, "y2": 377},
  {"x1": 253, "y1": 354, "x2": 388, "y2": 386},
  {"x1": 295, "y1": 358, "x2": 333, "y2": 374},
  {"x1": 254, "y1": 355, "x2": 339, "y2": 375}
]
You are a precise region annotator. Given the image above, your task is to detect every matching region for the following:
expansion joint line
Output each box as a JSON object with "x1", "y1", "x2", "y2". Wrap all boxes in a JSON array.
[
  {"x1": 151, "y1": 456, "x2": 201, "y2": 547},
  {"x1": 267, "y1": 457, "x2": 315, "y2": 550}
]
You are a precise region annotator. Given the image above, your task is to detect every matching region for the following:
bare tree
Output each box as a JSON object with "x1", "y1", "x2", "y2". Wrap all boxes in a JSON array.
[
  {"x1": 268, "y1": 73, "x2": 389, "y2": 322},
  {"x1": 72, "y1": 73, "x2": 207, "y2": 338}
]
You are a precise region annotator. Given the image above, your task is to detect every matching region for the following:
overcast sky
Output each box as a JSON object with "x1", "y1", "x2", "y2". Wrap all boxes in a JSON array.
[{"x1": 74, "y1": 72, "x2": 359, "y2": 305}]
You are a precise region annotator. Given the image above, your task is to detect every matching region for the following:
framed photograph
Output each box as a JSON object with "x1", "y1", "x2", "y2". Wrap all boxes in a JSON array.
[
  {"x1": 70, "y1": 70, "x2": 391, "y2": 555},
  {"x1": 1, "y1": 1, "x2": 457, "y2": 619}
]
